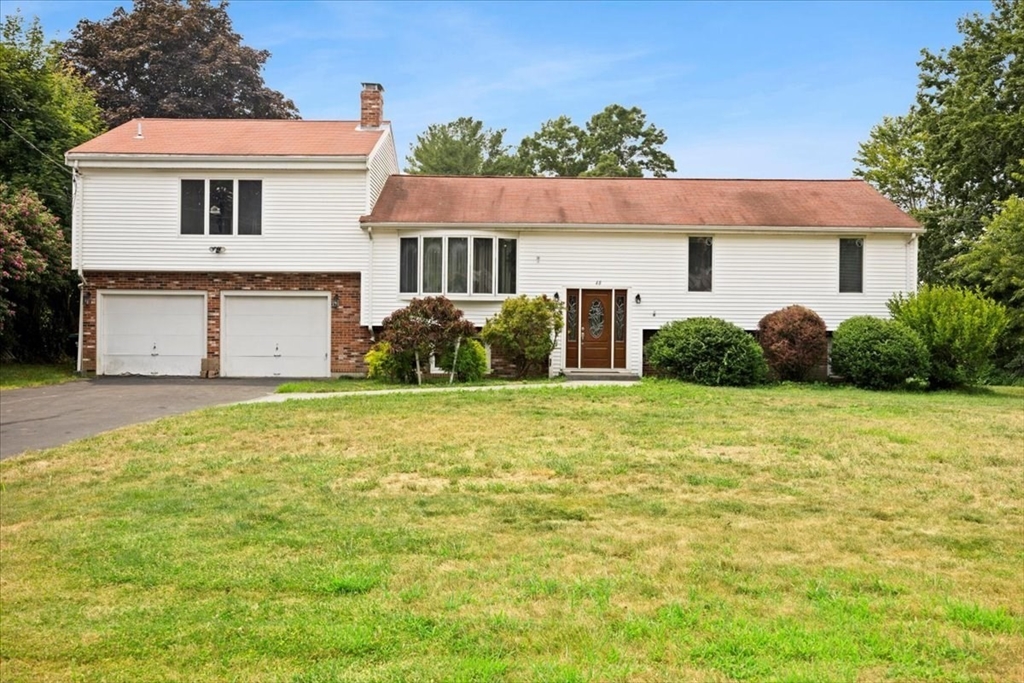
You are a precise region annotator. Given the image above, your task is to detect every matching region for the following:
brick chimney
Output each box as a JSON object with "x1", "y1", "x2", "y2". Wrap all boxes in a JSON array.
[{"x1": 360, "y1": 83, "x2": 384, "y2": 129}]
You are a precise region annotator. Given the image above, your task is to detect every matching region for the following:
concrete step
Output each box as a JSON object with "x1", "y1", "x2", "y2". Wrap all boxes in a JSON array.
[{"x1": 563, "y1": 371, "x2": 640, "y2": 382}]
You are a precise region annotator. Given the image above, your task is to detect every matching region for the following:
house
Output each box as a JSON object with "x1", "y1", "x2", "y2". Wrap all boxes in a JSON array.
[
  {"x1": 362, "y1": 175, "x2": 921, "y2": 376},
  {"x1": 67, "y1": 84, "x2": 922, "y2": 379},
  {"x1": 66, "y1": 83, "x2": 397, "y2": 378}
]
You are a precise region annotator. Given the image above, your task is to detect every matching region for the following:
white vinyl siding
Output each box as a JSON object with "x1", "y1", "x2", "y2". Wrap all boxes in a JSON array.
[
  {"x1": 75, "y1": 168, "x2": 369, "y2": 272},
  {"x1": 371, "y1": 230, "x2": 917, "y2": 376},
  {"x1": 366, "y1": 127, "x2": 399, "y2": 209}
]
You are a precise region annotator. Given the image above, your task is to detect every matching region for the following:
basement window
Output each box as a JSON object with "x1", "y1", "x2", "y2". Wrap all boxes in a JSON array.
[{"x1": 180, "y1": 179, "x2": 262, "y2": 236}]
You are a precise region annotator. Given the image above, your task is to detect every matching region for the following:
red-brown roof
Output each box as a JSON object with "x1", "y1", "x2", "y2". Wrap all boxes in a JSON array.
[
  {"x1": 363, "y1": 176, "x2": 920, "y2": 229},
  {"x1": 67, "y1": 119, "x2": 386, "y2": 156}
]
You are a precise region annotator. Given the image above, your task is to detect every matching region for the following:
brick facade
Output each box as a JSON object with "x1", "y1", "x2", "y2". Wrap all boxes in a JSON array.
[{"x1": 81, "y1": 271, "x2": 370, "y2": 376}]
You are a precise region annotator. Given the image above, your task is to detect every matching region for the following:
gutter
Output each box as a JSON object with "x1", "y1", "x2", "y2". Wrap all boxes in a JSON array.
[{"x1": 359, "y1": 221, "x2": 925, "y2": 235}]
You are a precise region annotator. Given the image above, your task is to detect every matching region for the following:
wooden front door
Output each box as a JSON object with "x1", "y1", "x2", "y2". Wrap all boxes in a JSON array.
[
  {"x1": 565, "y1": 288, "x2": 627, "y2": 369},
  {"x1": 581, "y1": 289, "x2": 612, "y2": 368}
]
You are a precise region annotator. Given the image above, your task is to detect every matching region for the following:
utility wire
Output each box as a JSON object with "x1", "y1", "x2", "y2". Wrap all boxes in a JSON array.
[{"x1": 0, "y1": 116, "x2": 74, "y2": 175}]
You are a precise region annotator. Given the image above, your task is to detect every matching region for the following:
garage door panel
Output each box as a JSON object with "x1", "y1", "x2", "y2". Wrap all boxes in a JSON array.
[
  {"x1": 100, "y1": 294, "x2": 205, "y2": 376},
  {"x1": 222, "y1": 294, "x2": 330, "y2": 378}
]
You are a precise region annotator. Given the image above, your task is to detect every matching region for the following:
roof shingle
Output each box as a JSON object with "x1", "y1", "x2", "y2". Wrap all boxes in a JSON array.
[
  {"x1": 362, "y1": 176, "x2": 919, "y2": 229},
  {"x1": 67, "y1": 119, "x2": 385, "y2": 157}
]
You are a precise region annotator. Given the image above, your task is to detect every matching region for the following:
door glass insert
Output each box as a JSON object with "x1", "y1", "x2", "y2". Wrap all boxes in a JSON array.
[
  {"x1": 615, "y1": 295, "x2": 625, "y2": 341},
  {"x1": 567, "y1": 293, "x2": 578, "y2": 342},
  {"x1": 589, "y1": 299, "x2": 605, "y2": 339}
]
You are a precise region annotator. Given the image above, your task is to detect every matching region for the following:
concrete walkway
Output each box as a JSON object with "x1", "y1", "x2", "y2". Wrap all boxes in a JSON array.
[{"x1": 243, "y1": 379, "x2": 638, "y2": 404}]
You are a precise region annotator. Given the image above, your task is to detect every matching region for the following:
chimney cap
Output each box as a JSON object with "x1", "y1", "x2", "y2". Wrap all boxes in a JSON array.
[{"x1": 362, "y1": 82, "x2": 384, "y2": 92}]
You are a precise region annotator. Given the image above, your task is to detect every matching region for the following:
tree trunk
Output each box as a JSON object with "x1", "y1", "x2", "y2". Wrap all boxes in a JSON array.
[
  {"x1": 414, "y1": 350, "x2": 422, "y2": 385},
  {"x1": 449, "y1": 337, "x2": 462, "y2": 385}
]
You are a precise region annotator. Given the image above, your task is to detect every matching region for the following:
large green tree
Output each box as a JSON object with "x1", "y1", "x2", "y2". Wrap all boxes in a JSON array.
[
  {"x1": 62, "y1": 0, "x2": 298, "y2": 127},
  {"x1": 1, "y1": 14, "x2": 104, "y2": 225},
  {"x1": 1, "y1": 15, "x2": 104, "y2": 361},
  {"x1": 518, "y1": 104, "x2": 676, "y2": 178},
  {"x1": 854, "y1": 0, "x2": 1023, "y2": 284},
  {"x1": 405, "y1": 117, "x2": 518, "y2": 175}
]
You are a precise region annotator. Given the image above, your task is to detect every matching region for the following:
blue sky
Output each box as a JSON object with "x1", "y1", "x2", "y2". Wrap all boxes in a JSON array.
[{"x1": 7, "y1": 0, "x2": 991, "y2": 178}]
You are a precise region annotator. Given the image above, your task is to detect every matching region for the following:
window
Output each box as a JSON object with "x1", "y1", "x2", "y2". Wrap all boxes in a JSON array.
[
  {"x1": 839, "y1": 238, "x2": 863, "y2": 293},
  {"x1": 688, "y1": 236, "x2": 712, "y2": 292},
  {"x1": 180, "y1": 179, "x2": 262, "y2": 235},
  {"x1": 399, "y1": 236, "x2": 516, "y2": 296}
]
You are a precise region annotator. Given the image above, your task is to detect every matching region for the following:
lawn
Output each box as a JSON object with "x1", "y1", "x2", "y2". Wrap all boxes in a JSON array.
[
  {"x1": 275, "y1": 376, "x2": 562, "y2": 393},
  {"x1": 0, "y1": 362, "x2": 78, "y2": 390},
  {"x1": 1, "y1": 381, "x2": 1021, "y2": 682}
]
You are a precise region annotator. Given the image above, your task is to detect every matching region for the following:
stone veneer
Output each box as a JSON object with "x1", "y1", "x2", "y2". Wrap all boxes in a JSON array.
[{"x1": 81, "y1": 271, "x2": 369, "y2": 376}]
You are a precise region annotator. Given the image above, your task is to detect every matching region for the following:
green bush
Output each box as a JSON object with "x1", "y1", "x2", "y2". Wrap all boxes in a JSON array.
[
  {"x1": 645, "y1": 317, "x2": 768, "y2": 386},
  {"x1": 481, "y1": 295, "x2": 563, "y2": 378},
  {"x1": 437, "y1": 338, "x2": 488, "y2": 382},
  {"x1": 888, "y1": 285, "x2": 1008, "y2": 388},
  {"x1": 830, "y1": 316, "x2": 928, "y2": 390},
  {"x1": 364, "y1": 341, "x2": 416, "y2": 384},
  {"x1": 757, "y1": 305, "x2": 828, "y2": 381}
]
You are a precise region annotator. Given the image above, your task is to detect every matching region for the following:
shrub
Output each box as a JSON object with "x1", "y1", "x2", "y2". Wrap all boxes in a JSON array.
[
  {"x1": 481, "y1": 295, "x2": 563, "y2": 378},
  {"x1": 830, "y1": 316, "x2": 928, "y2": 390},
  {"x1": 364, "y1": 341, "x2": 415, "y2": 384},
  {"x1": 757, "y1": 305, "x2": 828, "y2": 381},
  {"x1": 437, "y1": 338, "x2": 488, "y2": 383},
  {"x1": 888, "y1": 285, "x2": 1008, "y2": 388},
  {"x1": 382, "y1": 297, "x2": 476, "y2": 384},
  {"x1": 645, "y1": 317, "x2": 768, "y2": 386}
]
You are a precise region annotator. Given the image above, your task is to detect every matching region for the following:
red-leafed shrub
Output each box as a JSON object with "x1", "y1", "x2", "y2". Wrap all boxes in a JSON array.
[{"x1": 757, "y1": 305, "x2": 828, "y2": 381}]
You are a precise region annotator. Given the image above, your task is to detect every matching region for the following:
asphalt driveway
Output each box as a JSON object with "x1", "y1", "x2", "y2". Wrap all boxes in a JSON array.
[{"x1": 0, "y1": 377, "x2": 282, "y2": 460}]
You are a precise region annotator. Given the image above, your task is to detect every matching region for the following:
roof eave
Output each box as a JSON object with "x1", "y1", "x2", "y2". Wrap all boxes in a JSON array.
[
  {"x1": 65, "y1": 152, "x2": 372, "y2": 170},
  {"x1": 359, "y1": 220, "x2": 924, "y2": 234}
]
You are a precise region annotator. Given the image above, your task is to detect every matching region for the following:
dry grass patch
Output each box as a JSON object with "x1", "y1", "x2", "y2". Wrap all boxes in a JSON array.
[{"x1": 1, "y1": 381, "x2": 1022, "y2": 682}]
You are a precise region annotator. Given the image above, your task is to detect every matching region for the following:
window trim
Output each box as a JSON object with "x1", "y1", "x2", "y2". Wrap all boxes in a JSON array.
[
  {"x1": 179, "y1": 178, "x2": 263, "y2": 236},
  {"x1": 399, "y1": 234, "x2": 517, "y2": 299}
]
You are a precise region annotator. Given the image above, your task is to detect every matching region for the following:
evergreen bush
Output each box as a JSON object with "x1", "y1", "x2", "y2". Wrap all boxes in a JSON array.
[
  {"x1": 757, "y1": 305, "x2": 828, "y2": 381},
  {"x1": 645, "y1": 317, "x2": 768, "y2": 386},
  {"x1": 831, "y1": 316, "x2": 928, "y2": 390}
]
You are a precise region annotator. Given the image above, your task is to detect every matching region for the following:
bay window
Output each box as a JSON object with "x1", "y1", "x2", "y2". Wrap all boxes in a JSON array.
[{"x1": 400, "y1": 235, "x2": 517, "y2": 296}]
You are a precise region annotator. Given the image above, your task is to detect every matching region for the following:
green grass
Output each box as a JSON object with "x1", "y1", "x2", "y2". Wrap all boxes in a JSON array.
[
  {"x1": 276, "y1": 375, "x2": 562, "y2": 393},
  {"x1": 2, "y1": 381, "x2": 1022, "y2": 682},
  {"x1": 0, "y1": 362, "x2": 78, "y2": 389}
]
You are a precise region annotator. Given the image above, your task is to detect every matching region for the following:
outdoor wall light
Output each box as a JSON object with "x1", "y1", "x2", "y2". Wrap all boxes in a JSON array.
[
  {"x1": 332, "y1": 294, "x2": 340, "y2": 309},
  {"x1": 635, "y1": 293, "x2": 642, "y2": 305},
  {"x1": 209, "y1": 246, "x2": 225, "y2": 254},
  {"x1": 83, "y1": 291, "x2": 92, "y2": 305},
  {"x1": 553, "y1": 292, "x2": 560, "y2": 302}
]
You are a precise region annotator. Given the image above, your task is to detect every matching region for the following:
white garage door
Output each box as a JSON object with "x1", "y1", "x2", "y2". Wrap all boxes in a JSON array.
[
  {"x1": 221, "y1": 294, "x2": 330, "y2": 378},
  {"x1": 99, "y1": 293, "x2": 206, "y2": 376}
]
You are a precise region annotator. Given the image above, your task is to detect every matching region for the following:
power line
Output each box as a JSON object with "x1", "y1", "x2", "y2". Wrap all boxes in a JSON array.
[{"x1": 0, "y1": 117, "x2": 73, "y2": 175}]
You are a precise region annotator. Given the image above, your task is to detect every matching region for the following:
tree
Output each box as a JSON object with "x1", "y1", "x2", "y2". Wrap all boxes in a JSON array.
[
  {"x1": 956, "y1": 195, "x2": 1024, "y2": 378},
  {"x1": 1, "y1": 14, "x2": 105, "y2": 225},
  {"x1": 62, "y1": 0, "x2": 298, "y2": 127},
  {"x1": 405, "y1": 117, "x2": 518, "y2": 175},
  {"x1": 854, "y1": 0, "x2": 1024, "y2": 284},
  {"x1": 517, "y1": 104, "x2": 676, "y2": 178},
  {"x1": 0, "y1": 183, "x2": 70, "y2": 357}
]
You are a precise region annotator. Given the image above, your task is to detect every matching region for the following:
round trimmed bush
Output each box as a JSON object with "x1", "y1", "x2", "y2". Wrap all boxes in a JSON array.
[
  {"x1": 364, "y1": 341, "x2": 416, "y2": 384},
  {"x1": 830, "y1": 316, "x2": 928, "y2": 390},
  {"x1": 645, "y1": 317, "x2": 768, "y2": 386},
  {"x1": 437, "y1": 338, "x2": 488, "y2": 382},
  {"x1": 757, "y1": 305, "x2": 828, "y2": 381}
]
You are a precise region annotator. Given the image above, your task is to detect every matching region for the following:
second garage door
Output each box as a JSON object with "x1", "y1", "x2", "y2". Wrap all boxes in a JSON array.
[{"x1": 221, "y1": 293, "x2": 330, "y2": 378}]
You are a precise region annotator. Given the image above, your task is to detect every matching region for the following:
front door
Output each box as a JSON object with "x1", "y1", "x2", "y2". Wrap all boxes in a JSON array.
[{"x1": 580, "y1": 289, "x2": 612, "y2": 368}]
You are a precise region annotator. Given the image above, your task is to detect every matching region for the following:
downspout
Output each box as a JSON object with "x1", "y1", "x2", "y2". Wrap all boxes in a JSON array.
[
  {"x1": 72, "y1": 161, "x2": 86, "y2": 375},
  {"x1": 365, "y1": 225, "x2": 376, "y2": 342}
]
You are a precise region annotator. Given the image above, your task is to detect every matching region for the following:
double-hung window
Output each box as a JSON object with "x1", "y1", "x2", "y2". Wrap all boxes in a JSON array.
[
  {"x1": 400, "y1": 235, "x2": 516, "y2": 296},
  {"x1": 839, "y1": 238, "x2": 863, "y2": 293},
  {"x1": 180, "y1": 179, "x2": 262, "y2": 235}
]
